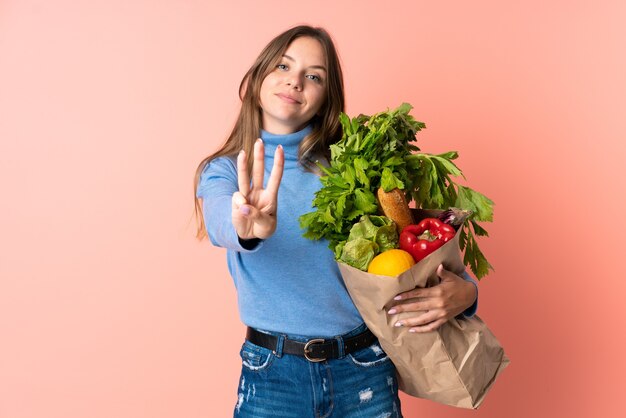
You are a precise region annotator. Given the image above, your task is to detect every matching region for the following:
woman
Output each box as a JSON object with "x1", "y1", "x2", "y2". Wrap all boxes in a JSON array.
[{"x1": 194, "y1": 25, "x2": 478, "y2": 418}]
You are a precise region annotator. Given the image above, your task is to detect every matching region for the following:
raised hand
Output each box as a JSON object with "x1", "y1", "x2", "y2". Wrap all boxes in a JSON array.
[{"x1": 231, "y1": 138, "x2": 285, "y2": 240}]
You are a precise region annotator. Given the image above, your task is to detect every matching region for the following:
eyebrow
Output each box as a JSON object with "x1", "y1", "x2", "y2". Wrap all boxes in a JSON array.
[{"x1": 282, "y1": 54, "x2": 327, "y2": 72}]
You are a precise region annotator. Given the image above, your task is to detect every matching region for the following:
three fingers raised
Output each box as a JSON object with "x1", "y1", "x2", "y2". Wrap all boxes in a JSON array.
[{"x1": 236, "y1": 139, "x2": 284, "y2": 197}]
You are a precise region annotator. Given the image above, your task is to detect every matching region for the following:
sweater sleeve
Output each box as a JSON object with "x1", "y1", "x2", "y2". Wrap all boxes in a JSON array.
[
  {"x1": 459, "y1": 270, "x2": 478, "y2": 318},
  {"x1": 196, "y1": 156, "x2": 263, "y2": 252}
]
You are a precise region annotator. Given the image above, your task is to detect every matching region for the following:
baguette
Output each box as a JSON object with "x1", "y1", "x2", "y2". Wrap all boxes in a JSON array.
[{"x1": 376, "y1": 187, "x2": 414, "y2": 233}]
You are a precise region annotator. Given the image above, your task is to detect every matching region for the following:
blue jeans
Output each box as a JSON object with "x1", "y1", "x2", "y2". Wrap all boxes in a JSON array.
[{"x1": 234, "y1": 323, "x2": 403, "y2": 417}]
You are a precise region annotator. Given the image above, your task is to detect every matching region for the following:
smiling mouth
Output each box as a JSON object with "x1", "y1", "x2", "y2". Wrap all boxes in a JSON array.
[{"x1": 277, "y1": 94, "x2": 300, "y2": 104}]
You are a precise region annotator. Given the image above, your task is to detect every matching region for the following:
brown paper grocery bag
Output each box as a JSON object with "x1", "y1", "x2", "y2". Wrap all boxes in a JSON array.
[{"x1": 337, "y1": 209, "x2": 509, "y2": 409}]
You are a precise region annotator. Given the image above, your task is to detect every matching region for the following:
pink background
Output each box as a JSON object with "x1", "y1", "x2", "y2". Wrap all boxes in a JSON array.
[{"x1": 1, "y1": 1, "x2": 625, "y2": 417}]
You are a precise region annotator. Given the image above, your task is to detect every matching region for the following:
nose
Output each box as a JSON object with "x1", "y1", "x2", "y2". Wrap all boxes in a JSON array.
[{"x1": 286, "y1": 74, "x2": 303, "y2": 90}]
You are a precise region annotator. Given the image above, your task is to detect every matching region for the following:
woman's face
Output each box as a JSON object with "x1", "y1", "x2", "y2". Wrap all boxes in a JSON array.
[{"x1": 259, "y1": 36, "x2": 327, "y2": 134}]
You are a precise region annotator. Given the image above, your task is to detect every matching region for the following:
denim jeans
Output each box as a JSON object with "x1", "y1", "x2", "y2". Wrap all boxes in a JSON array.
[{"x1": 234, "y1": 323, "x2": 403, "y2": 418}]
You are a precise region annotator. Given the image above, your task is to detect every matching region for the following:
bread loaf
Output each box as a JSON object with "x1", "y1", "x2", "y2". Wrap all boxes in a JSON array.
[{"x1": 376, "y1": 188, "x2": 414, "y2": 233}]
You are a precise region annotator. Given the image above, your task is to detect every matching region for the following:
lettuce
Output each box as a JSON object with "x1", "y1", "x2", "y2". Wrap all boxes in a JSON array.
[{"x1": 338, "y1": 215, "x2": 398, "y2": 271}]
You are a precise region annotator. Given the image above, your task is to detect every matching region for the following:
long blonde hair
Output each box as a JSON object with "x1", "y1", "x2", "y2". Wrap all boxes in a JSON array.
[{"x1": 193, "y1": 25, "x2": 345, "y2": 240}]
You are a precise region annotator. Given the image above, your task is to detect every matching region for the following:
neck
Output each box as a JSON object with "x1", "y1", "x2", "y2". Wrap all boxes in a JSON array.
[{"x1": 260, "y1": 124, "x2": 313, "y2": 168}]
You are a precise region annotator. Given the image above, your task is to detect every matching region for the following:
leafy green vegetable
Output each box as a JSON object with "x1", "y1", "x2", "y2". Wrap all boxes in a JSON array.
[
  {"x1": 300, "y1": 103, "x2": 424, "y2": 245},
  {"x1": 339, "y1": 238, "x2": 377, "y2": 271},
  {"x1": 338, "y1": 215, "x2": 398, "y2": 270},
  {"x1": 299, "y1": 103, "x2": 495, "y2": 279}
]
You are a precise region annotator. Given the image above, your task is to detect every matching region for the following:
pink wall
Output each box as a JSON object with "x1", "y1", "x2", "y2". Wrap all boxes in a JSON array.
[{"x1": 1, "y1": 1, "x2": 625, "y2": 417}]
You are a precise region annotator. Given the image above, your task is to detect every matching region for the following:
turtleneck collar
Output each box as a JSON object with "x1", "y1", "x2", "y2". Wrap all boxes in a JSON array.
[{"x1": 260, "y1": 124, "x2": 313, "y2": 168}]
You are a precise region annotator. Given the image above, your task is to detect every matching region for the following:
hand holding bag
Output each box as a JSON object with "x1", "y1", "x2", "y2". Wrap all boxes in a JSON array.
[{"x1": 337, "y1": 209, "x2": 509, "y2": 409}]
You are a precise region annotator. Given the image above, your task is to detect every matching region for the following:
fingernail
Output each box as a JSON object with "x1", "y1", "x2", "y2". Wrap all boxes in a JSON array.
[
  {"x1": 394, "y1": 321, "x2": 403, "y2": 327},
  {"x1": 388, "y1": 308, "x2": 397, "y2": 315},
  {"x1": 256, "y1": 138, "x2": 263, "y2": 144},
  {"x1": 409, "y1": 328, "x2": 417, "y2": 333},
  {"x1": 394, "y1": 295, "x2": 402, "y2": 301},
  {"x1": 277, "y1": 144, "x2": 283, "y2": 150},
  {"x1": 240, "y1": 206, "x2": 250, "y2": 215}
]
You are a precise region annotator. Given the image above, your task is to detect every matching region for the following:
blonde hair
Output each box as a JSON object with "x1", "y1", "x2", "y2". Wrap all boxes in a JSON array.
[{"x1": 193, "y1": 25, "x2": 345, "y2": 240}]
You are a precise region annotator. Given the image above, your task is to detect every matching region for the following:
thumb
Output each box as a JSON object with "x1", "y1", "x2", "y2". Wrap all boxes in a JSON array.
[
  {"x1": 239, "y1": 204, "x2": 271, "y2": 227},
  {"x1": 437, "y1": 264, "x2": 452, "y2": 280},
  {"x1": 239, "y1": 204, "x2": 276, "y2": 239},
  {"x1": 239, "y1": 203, "x2": 263, "y2": 222}
]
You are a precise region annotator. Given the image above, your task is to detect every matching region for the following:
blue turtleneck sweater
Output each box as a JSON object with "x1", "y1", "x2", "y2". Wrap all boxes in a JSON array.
[{"x1": 196, "y1": 124, "x2": 477, "y2": 337}]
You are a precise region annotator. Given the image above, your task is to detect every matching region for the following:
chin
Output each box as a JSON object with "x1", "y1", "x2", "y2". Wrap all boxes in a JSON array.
[{"x1": 270, "y1": 114, "x2": 304, "y2": 126}]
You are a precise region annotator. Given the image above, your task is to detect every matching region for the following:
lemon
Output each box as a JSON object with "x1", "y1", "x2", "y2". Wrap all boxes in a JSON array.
[{"x1": 367, "y1": 249, "x2": 415, "y2": 277}]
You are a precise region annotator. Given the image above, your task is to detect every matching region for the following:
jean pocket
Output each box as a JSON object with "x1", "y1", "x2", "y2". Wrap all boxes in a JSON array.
[
  {"x1": 348, "y1": 341, "x2": 392, "y2": 367},
  {"x1": 240, "y1": 340, "x2": 275, "y2": 372}
]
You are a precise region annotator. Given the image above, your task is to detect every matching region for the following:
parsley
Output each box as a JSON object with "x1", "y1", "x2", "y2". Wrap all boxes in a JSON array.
[{"x1": 299, "y1": 103, "x2": 494, "y2": 279}]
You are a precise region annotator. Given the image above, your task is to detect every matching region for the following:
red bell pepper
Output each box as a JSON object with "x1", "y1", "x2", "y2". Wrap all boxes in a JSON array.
[{"x1": 399, "y1": 218, "x2": 456, "y2": 262}]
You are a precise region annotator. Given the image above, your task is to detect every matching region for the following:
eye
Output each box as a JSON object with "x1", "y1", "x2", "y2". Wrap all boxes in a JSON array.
[
  {"x1": 276, "y1": 63, "x2": 288, "y2": 70},
  {"x1": 307, "y1": 74, "x2": 322, "y2": 83}
]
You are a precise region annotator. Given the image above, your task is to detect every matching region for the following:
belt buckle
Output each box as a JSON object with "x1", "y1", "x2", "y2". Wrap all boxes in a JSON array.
[{"x1": 303, "y1": 338, "x2": 326, "y2": 362}]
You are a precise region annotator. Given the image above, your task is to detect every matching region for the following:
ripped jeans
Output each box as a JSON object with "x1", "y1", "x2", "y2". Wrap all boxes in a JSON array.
[{"x1": 234, "y1": 323, "x2": 402, "y2": 418}]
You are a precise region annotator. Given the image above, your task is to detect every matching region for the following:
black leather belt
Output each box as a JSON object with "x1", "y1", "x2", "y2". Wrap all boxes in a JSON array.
[{"x1": 246, "y1": 326, "x2": 378, "y2": 362}]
